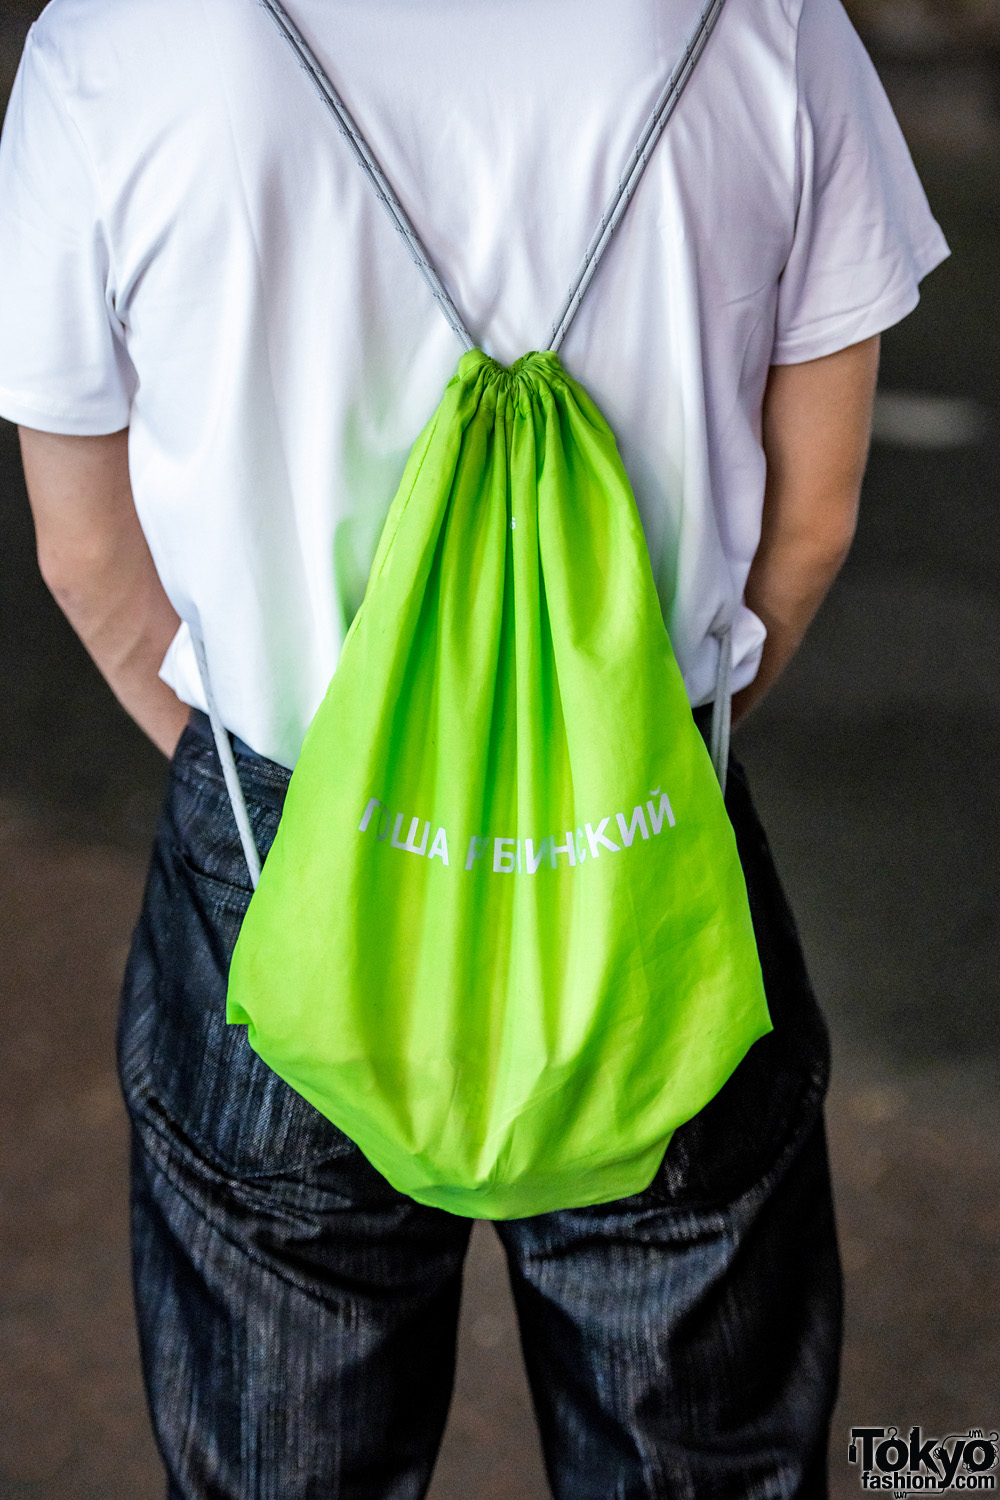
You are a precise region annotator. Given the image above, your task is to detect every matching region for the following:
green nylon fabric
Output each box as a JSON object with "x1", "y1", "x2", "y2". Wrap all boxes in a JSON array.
[{"x1": 227, "y1": 348, "x2": 771, "y2": 1219}]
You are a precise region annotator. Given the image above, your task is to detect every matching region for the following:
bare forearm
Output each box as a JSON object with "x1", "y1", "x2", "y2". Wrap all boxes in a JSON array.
[
  {"x1": 45, "y1": 543, "x2": 187, "y2": 757},
  {"x1": 733, "y1": 335, "x2": 880, "y2": 726},
  {"x1": 19, "y1": 426, "x2": 188, "y2": 757},
  {"x1": 732, "y1": 525, "x2": 854, "y2": 725}
]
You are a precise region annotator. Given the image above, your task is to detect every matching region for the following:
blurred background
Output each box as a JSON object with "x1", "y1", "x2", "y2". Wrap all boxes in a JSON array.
[{"x1": 0, "y1": 2, "x2": 997, "y2": 1496}]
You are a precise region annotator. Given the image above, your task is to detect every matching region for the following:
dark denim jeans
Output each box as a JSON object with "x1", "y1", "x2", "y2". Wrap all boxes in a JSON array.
[{"x1": 118, "y1": 712, "x2": 841, "y2": 1499}]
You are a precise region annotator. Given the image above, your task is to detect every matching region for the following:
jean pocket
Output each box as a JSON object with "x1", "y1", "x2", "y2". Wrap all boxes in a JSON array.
[{"x1": 118, "y1": 835, "x2": 356, "y2": 1179}]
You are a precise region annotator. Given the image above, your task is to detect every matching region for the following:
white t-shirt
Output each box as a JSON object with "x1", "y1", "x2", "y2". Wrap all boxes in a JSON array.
[{"x1": 0, "y1": 0, "x2": 947, "y2": 767}]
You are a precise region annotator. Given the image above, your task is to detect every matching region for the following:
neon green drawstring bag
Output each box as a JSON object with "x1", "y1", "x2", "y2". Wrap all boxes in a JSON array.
[{"x1": 201, "y1": 0, "x2": 771, "y2": 1219}]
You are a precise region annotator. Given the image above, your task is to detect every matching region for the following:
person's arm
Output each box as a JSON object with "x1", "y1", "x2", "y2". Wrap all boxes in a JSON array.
[
  {"x1": 733, "y1": 333, "x2": 880, "y2": 726},
  {"x1": 18, "y1": 425, "x2": 188, "y2": 757}
]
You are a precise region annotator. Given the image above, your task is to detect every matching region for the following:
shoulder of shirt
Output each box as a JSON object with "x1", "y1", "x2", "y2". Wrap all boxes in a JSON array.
[
  {"x1": 712, "y1": 0, "x2": 808, "y2": 79},
  {"x1": 732, "y1": 0, "x2": 807, "y2": 41},
  {"x1": 29, "y1": 0, "x2": 198, "y2": 79},
  {"x1": 30, "y1": 0, "x2": 819, "y2": 55}
]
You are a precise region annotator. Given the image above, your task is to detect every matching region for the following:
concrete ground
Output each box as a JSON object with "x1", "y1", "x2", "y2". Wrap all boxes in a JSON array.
[{"x1": 1, "y1": 11, "x2": 998, "y2": 1498}]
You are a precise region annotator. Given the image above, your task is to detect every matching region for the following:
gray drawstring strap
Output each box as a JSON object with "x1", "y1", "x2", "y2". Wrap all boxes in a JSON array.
[
  {"x1": 208, "y1": 2, "x2": 733, "y2": 883},
  {"x1": 709, "y1": 624, "x2": 733, "y2": 789},
  {"x1": 547, "y1": 0, "x2": 729, "y2": 354},
  {"x1": 256, "y1": 0, "x2": 727, "y2": 359},
  {"x1": 192, "y1": 633, "x2": 262, "y2": 888},
  {"x1": 256, "y1": 0, "x2": 475, "y2": 353}
]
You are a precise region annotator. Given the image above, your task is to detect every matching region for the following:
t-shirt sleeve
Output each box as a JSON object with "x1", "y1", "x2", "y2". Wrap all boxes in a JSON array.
[
  {"x1": 772, "y1": 0, "x2": 950, "y2": 364},
  {"x1": 0, "y1": 30, "x2": 135, "y2": 433}
]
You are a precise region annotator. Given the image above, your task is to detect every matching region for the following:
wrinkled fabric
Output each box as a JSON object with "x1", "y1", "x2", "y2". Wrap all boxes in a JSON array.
[
  {"x1": 119, "y1": 713, "x2": 838, "y2": 1499},
  {"x1": 226, "y1": 350, "x2": 770, "y2": 1217},
  {"x1": 0, "y1": 0, "x2": 948, "y2": 762}
]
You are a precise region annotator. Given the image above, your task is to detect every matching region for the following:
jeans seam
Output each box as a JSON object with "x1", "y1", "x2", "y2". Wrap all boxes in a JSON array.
[
  {"x1": 123, "y1": 1076, "x2": 354, "y2": 1180},
  {"x1": 131, "y1": 1106, "x2": 371, "y2": 1312}
]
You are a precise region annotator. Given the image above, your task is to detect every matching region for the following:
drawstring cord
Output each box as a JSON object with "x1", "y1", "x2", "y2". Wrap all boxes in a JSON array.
[
  {"x1": 193, "y1": 620, "x2": 734, "y2": 890},
  {"x1": 192, "y1": 633, "x2": 262, "y2": 888},
  {"x1": 709, "y1": 623, "x2": 733, "y2": 790},
  {"x1": 195, "y1": 0, "x2": 734, "y2": 879}
]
